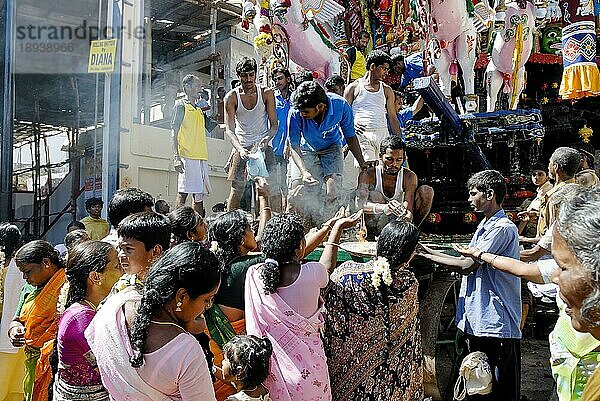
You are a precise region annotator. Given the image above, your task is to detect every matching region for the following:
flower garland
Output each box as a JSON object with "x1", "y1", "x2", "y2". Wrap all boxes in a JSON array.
[
  {"x1": 57, "y1": 282, "x2": 70, "y2": 315},
  {"x1": 209, "y1": 241, "x2": 219, "y2": 254},
  {"x1": 371, "y1": 257, "x2": 393, "y2": 289}
]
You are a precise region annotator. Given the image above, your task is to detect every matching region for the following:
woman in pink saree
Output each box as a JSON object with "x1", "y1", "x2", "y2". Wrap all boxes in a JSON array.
[{"x1": 244, "y1": 213, "x2": 360, "y2": 401}]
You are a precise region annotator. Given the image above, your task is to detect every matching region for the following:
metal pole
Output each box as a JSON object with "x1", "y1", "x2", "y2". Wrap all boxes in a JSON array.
[
  {"x1": 143, "y1": 0, "x2": 152, "y2": 124},
  {"x1": 210, "y1": 3, "x2": 218, "y2": 113},
  {"x1": 0, "y1": 0, "x2": 14, "y2": 222},
  {"x1": 102, "y1": 0, "x2": 123, "y2": 211},
  {"x1": 92, "y1": 0, "x2": 103, "y2": 199}
]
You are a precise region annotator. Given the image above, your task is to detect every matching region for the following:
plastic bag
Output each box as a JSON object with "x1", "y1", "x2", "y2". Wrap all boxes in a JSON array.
[
  {"x1": 247, "y1": 148, "x2": 269, "y2": 179},
  {"x1": 453, "y1": 351, "x2": 493, "y2": 400}
]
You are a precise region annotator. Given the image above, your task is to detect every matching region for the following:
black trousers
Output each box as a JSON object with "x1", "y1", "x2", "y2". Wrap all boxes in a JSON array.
[{"x1": 462, "y1": 332, "x2": 521, "y2": 401}]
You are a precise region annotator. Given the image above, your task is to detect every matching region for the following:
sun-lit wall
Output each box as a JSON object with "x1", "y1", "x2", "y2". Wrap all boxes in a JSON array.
[{"x1": 119, "y1": 123, "x2": 233, "y2": 210}]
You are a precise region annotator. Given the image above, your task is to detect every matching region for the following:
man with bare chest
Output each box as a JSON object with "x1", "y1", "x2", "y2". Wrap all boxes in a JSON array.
[
  {"x1": 224, "y1": 57, "x2": 278, "y2": 210},
  {"x1": 355, "y1": 136, "x2": 434, "y2": 237},
  {"x1": 345, "y1": 50, "x2": 401, "y2": 164}
]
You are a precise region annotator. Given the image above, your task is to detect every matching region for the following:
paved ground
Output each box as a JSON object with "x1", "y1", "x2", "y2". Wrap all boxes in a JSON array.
[{"x1": 521, "y1": 337, "x2": 557, "y2": 401}]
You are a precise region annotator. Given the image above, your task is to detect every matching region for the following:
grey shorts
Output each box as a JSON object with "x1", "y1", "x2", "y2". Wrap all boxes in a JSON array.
[{"x1": 302, "y1": 144, "x2": 343, "y2": 181}]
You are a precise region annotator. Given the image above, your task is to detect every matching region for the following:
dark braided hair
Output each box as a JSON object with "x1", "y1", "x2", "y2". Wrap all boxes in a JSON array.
[
  {"x1": 65, "y1": 241, "x2": 114, "y2": 307},
  {"x1": 167, "y1": 206, "x2": 203, "y2": 245},
  {"x1": 129, "y1": 241, "x2": 221, "y2": 368},
  {"x1": 15, "y1": 240, "x2": 65, "y2": 270},
  {"x1": 208, "y1": 210, "x2": 249, "y2": 270},
  {"x1": 374, "y1": 221, "x2": 419, "y2": 354},
  {"x1": 0, "y1": 223, "x2": 21, "y2": 262},
  {"x1": 259, "y1": 214, "x2": 305, "y2": 294},
  {"x1": 223, "y1": 335, "x2": 273, "y2": 389}
]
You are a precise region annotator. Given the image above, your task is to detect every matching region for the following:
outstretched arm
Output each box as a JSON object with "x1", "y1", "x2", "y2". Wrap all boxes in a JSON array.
[
  {"x1": 455, "y1": 245, "x2": 545, "y2": 283},
  {"x1": 254, "y1": 177, "x2": 271, "y2": 244},
  {"x1": 303, "y1": 207, "x2": 346, "y2": 256},
  {"x1": 319, "y1": 211, "x2": 363, "y2": 274},
  {"x1": 419, "y1": 251, "x2": 479, "y2": 275}
]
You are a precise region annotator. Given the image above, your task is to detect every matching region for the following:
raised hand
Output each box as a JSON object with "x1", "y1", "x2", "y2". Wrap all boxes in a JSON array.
[{"x1": 452, "y1": 244, "x2": 480, "y2": 258}]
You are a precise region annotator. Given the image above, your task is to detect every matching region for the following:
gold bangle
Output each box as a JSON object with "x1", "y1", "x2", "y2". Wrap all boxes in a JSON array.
[
  {"x1": 323, "y1": 242, "x2": 339, "y2": 247},
  {"x1": 262, "y1": 207, "x2": 271, "y2": 211}
]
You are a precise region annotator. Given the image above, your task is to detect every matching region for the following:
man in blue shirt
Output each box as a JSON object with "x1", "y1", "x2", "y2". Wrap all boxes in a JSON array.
[
  {"x1": 391, "y1": 53, "x2": 424, "y2": 88},
  {"x1": 388, "y1": 91, "x2": 424, "y2": 134},
  {"x1": 268, "y1": 67, "x2": 293, "y2": 212},
  {"x1": 289, "y1": 81, "x2": 367, "y2": 204},
  {"x1": 420, "y1": 170, "x2": 522, "y2": 401}
]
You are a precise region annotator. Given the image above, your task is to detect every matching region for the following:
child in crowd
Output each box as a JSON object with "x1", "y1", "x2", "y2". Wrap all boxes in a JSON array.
[
  {"x1": 81, "y1": 197, "x2": 110, "y2": 240},
  {"x1": 517, "y1": 166, "x2": 553, "y2": 241},
  {"x1": 111, "y1": 211, "x2": 171, "y2": 292},
  {"x1": 219, "y1": 335, "x2": 273, "y2": 401},
  {"x1": 104, "y1": 187, "x2": 155, "y2": 247},
  {"x1": 167, "y1": 206, "x2": 207, "y2": 246},
  {"x1": 54, "y1": 221, "x2": 87, "y2": 259}
]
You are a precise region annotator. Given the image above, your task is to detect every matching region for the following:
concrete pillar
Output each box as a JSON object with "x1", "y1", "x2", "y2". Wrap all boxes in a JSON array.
[{"x1": 0, "y1": 0, "x2": 14, "y2": 221}]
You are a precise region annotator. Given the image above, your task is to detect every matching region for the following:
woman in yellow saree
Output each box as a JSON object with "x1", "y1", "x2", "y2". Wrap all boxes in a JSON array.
[
  {"x1": 0, "y1": 223, "x2": 25, "y2": 401},
  {"x1": 8, "y1": 240, "x2": 66, "y2": 401}
]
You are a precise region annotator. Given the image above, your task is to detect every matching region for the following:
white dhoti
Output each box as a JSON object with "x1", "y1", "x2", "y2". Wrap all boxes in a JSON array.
[
  {"x1": 178, "y1": 158, "x2": 211, "y2": 202},
  {"x1": 355, "y1": 126, "x2": 389, "y2": 165}
]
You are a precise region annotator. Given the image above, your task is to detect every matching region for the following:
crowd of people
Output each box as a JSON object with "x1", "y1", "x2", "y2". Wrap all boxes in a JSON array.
[
  {"x1": 1, "y1": 34, "x2": 600, "y2": 401},
  {"x1": 0, "y1": 144, "x2": 597, "y2": 401},
  {"x1": 171, "y1": 38, "x2": 431, "y2": 228}
]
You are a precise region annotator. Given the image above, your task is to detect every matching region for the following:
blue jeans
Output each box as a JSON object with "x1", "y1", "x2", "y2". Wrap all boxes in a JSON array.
[{"x1": 302, "y1": 144, "x2": 343, "y2": 182}]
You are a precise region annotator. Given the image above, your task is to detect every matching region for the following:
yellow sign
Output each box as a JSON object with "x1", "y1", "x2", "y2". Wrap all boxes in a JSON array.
[{"x1": 88, "y1": 39, "x2": 117, "y2": 73}]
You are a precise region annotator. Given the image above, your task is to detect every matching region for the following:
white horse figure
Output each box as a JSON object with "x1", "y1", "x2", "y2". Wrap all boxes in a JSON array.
[
  {"x1": 416, "y1": 0, "x2": 479, "y2": 111},
  {"x1": 250, "y1": 0, "x2": 343, "y2": 81},
  {"x1": 486, "y1": 0, "x2": 535, "y2": 111}
]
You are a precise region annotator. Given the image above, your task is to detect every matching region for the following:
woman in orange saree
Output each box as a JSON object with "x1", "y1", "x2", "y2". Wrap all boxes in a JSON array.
[{"x1": 8, "y1": 240, "x2": 66, "y2": 401}]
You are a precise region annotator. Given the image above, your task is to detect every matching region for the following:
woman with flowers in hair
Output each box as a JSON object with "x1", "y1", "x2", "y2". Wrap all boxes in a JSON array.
[
  {"x1": 323, "y1": 221, "x2": 424, "y2": 401},
  {"x1": 244, "y1": 212, "x2": 362, "y2": 401}
]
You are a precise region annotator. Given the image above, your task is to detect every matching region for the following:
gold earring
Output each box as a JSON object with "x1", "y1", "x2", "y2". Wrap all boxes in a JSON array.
[
  {"x1": 97, "y1": 281, "x2": 103, "y2": 286},
  {"x1": 175, "y1": 301, "x2": 182, "y2": 312}
]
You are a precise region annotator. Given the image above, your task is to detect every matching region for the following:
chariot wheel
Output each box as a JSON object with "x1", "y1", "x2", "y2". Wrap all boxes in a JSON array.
[{"x1": 420, "y1": 273, "x2": 465, "y2": 400}]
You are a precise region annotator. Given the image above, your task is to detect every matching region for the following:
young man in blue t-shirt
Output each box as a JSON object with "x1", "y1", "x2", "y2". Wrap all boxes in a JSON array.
[
  {"x1": 288, "y1": 81, "x2": 367, "y2": 204},
  {"x1": 420, "y1": 170, "x2": 522, "y2": 401},
  {"x1": 268, "y1": 67, "x2": 293, "y2": 212}
]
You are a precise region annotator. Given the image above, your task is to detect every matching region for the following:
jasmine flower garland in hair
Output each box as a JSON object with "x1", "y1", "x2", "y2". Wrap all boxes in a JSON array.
[
  {"x1": 57, "y1": 282, "x2": 70, "y2": 314},
  {"x1": 371, "y1": 257, "x2": 392, "y2": 289},
  {"x1": 209, "y1": 241, "x2": 219, "y2": 253}
]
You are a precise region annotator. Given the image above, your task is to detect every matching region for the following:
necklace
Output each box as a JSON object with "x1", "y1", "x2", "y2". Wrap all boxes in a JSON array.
[
  {"x1": 150, "y1": 320, "x2": 186, "y2": 332},
  {"x1": 82, "y1": 299, "x2": 97, "y2": 311}
]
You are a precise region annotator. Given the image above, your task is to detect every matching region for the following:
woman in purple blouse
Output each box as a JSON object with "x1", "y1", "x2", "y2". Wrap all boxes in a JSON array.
[{"x1": 54, "y1": 241, "x2": 123, "y2": 400}]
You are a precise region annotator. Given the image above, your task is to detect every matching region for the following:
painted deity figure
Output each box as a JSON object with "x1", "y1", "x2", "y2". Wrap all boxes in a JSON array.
[
  {"x1": 416, "y1": 0, "x2": 479, "y2": 112},
  {"x1": 486, "y1": 0, "x2": 536, "y2": 111}
]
